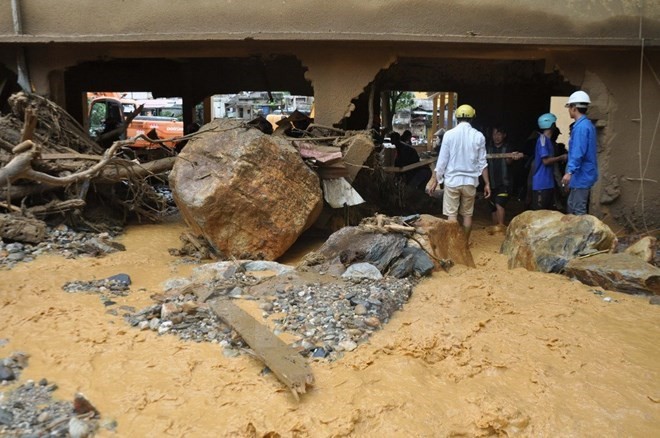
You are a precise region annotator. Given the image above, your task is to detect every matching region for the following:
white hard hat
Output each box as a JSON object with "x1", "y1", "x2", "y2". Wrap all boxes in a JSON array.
[{"x1": 565, "y1": 91, "x2": 591, "y2": 108}]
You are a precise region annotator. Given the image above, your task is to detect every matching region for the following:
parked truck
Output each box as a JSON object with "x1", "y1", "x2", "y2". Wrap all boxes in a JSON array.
[{"x1": 87, "y1": 93, "x2": 184, "y2": 159}]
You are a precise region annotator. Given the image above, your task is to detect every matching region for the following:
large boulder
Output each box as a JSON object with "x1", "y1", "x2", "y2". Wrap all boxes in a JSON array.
[
  {"x1": 169, "y1": 119, "x2": 323, "y2": 260},
  {"x1": 564, "y1": 253, "x2": 660, "y2": 295},
  {"x1": 501, "y1": 211, "x2": 616, "y2": 273}
]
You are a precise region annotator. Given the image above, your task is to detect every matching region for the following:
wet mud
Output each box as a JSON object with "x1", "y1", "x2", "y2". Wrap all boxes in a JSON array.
[{"x1": 1, "y1": 218, "x2": 659, "y2": 436}]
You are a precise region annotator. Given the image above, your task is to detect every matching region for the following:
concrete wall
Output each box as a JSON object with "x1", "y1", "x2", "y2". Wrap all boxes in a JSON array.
[{"x1": 1, "y1": 0, "x2": 658, "y2": 45}]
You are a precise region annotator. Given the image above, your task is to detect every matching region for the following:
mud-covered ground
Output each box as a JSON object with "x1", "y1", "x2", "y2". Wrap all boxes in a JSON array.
[{"x1": 0, "y1": 216, "x2": 658, "y2": 436}]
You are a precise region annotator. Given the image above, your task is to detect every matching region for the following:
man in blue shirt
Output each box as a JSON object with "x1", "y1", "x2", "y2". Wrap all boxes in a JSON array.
[
  {"x1": 532, "y1": 113, "x2": 567, "y2": 210},
  {"x1": 561, "y1": 91, "x2": 598, "y2": 215}
]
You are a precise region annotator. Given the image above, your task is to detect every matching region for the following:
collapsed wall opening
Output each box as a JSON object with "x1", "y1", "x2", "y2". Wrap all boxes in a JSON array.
[
  {"x1": 341, "y1": 57, "x2": 578, "y2": 150},
  {"x1": 63, "y1": 55, "x2": 314, "y2": 130}
]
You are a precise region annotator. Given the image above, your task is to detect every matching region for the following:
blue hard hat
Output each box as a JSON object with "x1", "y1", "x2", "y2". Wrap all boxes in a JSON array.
[{"x1": 537, "y1": 113, "x2": 557, "y2": 129}]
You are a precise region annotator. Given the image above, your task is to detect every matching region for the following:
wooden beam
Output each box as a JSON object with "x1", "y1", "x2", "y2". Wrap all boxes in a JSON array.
[{"x1": 207, "y1": 299, "x2": 314, "y2": 400}]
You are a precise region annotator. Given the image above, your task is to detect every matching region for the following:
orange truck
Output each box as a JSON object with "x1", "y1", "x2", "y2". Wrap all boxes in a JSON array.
[{"x1": 87, "y1": 93, "x2": 184, "y2": 156}]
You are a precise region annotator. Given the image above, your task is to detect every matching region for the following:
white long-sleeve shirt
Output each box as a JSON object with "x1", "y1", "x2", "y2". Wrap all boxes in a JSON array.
[{"x1": 434, "y1": 122, "x2": 487, "y2": 187}]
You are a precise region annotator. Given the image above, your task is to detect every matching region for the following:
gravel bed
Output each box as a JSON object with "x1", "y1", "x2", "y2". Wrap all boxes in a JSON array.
[
  {"x1": 0, "y1": 226, "x2": 124, "y2": 270},
  {"x1": 0, "y1": 351, "x2": 111, "y2": 437},
  {"x1": 126, "y1": 272, "x2": 416, "y2": 361}
]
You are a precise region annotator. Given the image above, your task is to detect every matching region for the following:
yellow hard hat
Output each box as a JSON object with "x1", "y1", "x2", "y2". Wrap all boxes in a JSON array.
[{"x1": 456, "y1": 104, "x2": 476, "y2": 119}]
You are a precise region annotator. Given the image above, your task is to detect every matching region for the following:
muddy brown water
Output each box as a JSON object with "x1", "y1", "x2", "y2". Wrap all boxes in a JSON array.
[{"x1": 1, "y1": 218, "x2": 659, "y2": 436}]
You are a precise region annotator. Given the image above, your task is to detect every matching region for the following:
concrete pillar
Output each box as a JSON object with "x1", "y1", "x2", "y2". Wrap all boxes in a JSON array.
[{"x1": 299, "y1": 48, "x2": 395, "y2": 126}]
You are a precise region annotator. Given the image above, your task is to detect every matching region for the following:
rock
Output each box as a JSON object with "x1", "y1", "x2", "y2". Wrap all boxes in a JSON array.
[
  {"x1": 338, "y1": 340, "x2": 358, "y2": 352},
  {"x1": 158, "y1": 321, "x2": 174, "y2": 334},
  {"x1": 354, "y1": 304, "x2": 368, "y2": 315},
  {"x1": 162, "y1": 277, "x2": 192, "y2": 292},
  {"x1": 170, "y1": 119, "x2": 323, "y2": 260},
  {"x1": 148, "y1": 318, "x2": 161, "y2": 331},
  {"x1": 0, "y1": 364, "x2": 15, "y2": 381},
  {"x1": 564, "y1": 253, "x2": 660, "y2": 295},
  {"x1": 650, "y1": 296, "x2": 660, "y2": 305},
  {"x1": 0, "y1": 407, "x2": 13, "y2": 425},
  {"x1": 160, "y1": 302, "x2": 181, "y2": 320},
  {"x1": 181, "y1": 301, "x2": 199, "y2": 315},
  {"x1": 73, "y1": 392, "x2": 99, "y2": 416},
  {"x1": 402, "y1": 246, "x2": 435, "y2": 276},
  {"x1": 69, "y1": 416, "x2": 93, "y2": 438},
  {"x1": 138, "y1": 321, "x2": 150, "y2": 330},
  {"x1": 314, "y1": 226, "x2": 407, "y2": 274},
  {"x1": 364, "y1": 316, "x2": 381, "y2": 327},
  {"x1": 191, "y1": 261, "x2": 242, "y2": 283},
  {"x1": 414, "y1": 214, "x2": 475, "y2": 268},
  {"x1": 624, "y1": 236, "x2": 657, "y2": 264},
  {"x1": 243, "y1": 261, "x2": 295, "y2": 276},
  {"x1": 388, "y1": 253, "x2": 415, "y2": 278},
  {"x1": 228, "y1": 287, "x2": 243, "y2": 298},
  {"x1": 312, "y1": 347, "x2": 328, "y2": 358},
  {"x1": 259, "y1": 302, "x2": 274, "y2": 312},
  {"x1": 37, "y1": 411, "x2": 51, "y2": 423},
  {"x1": 501, "y1": 211, "x2": 616, "y2": 273},
  {"x1": 342, "y1": 263, "x2": 383, "y2": 280},
  {"x1": 105, "y1": 273, "x2": 131, "y2": 286}
]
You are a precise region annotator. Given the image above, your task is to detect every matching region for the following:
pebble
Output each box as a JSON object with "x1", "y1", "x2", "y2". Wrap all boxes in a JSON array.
[
  {"x1": 338, "y1": 340, "x2": 358, "y2": 352},
  {"x1": 158, "y1": 321, "x2": 173, "y2": 334},
  {"x1": 148, "y1": 318, "x2": 161, "y2": 331},
  {"x1": 0, "y1": 365, "x2": 15, "y2": 381},
  {"x1": 650, "y1": 296, "x2": 660, "y2": 305},
  {"x1": 354, "y1": 304, "x2": 368, "y2": 315},
  {"x1": 69, "y1": 416, "x2": 93, "y2": 438}
]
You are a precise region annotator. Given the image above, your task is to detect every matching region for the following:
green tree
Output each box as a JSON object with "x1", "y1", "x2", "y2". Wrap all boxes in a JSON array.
[{"x1": 382, "y1": 91, "x2": 415, "y2": 131}]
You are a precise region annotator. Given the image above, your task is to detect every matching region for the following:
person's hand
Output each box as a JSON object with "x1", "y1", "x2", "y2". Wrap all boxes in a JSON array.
[
  {"x1": 426, "y1": 179, "x2": 438, "y2": 195},
  {"x1": 512, "y1": 152, "x2": 524, "y2": 160},
  {"x1": 483, "y1": 184, "x2": 491, "y2": 199},
  {"x1": 561, "y1": 172, "x2": 571, "y2": 187},
  {"x1": 560, "y1": 154, "x2": 568, "y2": 162}
]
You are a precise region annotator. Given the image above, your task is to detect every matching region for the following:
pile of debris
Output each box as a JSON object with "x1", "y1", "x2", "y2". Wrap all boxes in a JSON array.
[
  {"x1": 0, "y1": 92, "x2": 176, "y2": 245},
  {"x1": 122, "y1": 213, "x2": 470, "y2": 398},
  {"x1": 0, "y1": 352, "x2": 108, "y2": 437}
]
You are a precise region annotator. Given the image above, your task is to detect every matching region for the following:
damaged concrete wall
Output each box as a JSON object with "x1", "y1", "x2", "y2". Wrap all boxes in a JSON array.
[
  {"x1": 550, "y1": 50, "x2": 660, "y2": 230},
  {"x1": 1, "y1": 1, "x2": 658, "y2": 44}
]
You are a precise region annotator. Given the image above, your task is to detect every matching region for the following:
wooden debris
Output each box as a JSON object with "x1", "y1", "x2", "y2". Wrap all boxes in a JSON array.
[
  {"x1": 0, "y1": 213, "x2": 46, "y2": 244},
  {"x1": 296, "y1": 142, "x2": 343, "y2": 163},
  {"x1": 207, "y1": 298, "x2": 314, "y2": 400}
]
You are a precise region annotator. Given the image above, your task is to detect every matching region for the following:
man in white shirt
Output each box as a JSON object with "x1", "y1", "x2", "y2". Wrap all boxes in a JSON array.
[{"x1": 427, "y1": 104, "x2": 491, "y2": 241}]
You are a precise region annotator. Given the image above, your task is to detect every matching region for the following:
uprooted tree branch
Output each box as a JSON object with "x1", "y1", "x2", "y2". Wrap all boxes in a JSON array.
[{"x1": 0, "y1": 92, "x2": 179, "y2": 234}]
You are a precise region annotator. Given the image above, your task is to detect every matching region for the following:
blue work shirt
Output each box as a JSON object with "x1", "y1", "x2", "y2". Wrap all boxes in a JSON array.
[
  {"x1": 567, "y1": 115, "x2": 598, "y2": 189},
  {"x1": 532, "y1": 134, "x2": 555, "y2": 191}
]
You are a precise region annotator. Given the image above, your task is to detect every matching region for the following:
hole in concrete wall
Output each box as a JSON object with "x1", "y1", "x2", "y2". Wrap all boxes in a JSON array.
[
  {"x1": 343, "y1": 57, "x2": 577, "y2": 149},
  {"x1": 64, "y1": 56, "x2": 314, "y2": 128}
]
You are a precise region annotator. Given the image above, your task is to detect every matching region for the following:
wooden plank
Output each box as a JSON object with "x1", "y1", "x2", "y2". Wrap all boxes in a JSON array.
[
  {"x1": 383, "y1": 157, "x2": 436, "y2": 173},
  {"x1": 486, "y1": 152, "x2": 525, "y2": 159},
  {"x1": 207, "y1": 299, "x2": 314, "y2": 400}
]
